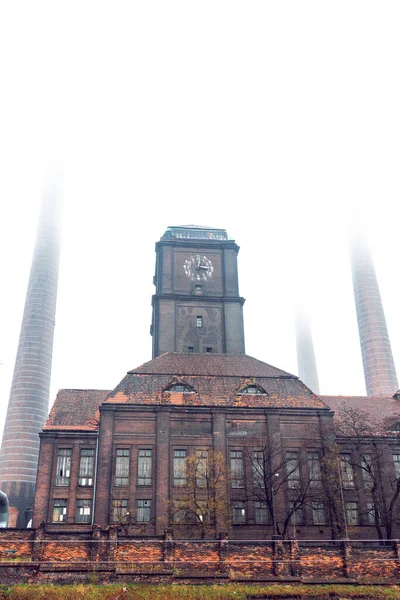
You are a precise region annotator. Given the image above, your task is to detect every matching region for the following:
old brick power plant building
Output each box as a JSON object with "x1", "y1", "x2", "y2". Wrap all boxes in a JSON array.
[{"x1": 1, "y1": 206, "x2": 400, "y2": 559}]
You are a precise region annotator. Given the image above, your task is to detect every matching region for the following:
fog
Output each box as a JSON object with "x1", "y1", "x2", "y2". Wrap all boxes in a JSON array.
[{"x1": 1, "y1": 2, "x2": 399, "y2": 438}]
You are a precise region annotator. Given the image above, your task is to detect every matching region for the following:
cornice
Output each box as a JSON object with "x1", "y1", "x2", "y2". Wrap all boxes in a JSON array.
[{"x1": 152, "y1": 294, "x2": 245, "y2": 305}]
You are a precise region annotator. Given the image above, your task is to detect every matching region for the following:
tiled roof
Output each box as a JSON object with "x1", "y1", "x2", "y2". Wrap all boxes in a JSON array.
[
  {"x1": 129, "y1": 353, "x2": 295, "y2": 378},
  {"x1": 107, "y1": 353, "x2": 326, "y2": 409},
  {"x1": 44, "y1": 389, "x2": 110, "y2": 431},
  {"x1": 320, "y1": 394, "x2": 400, "y2": 428}
]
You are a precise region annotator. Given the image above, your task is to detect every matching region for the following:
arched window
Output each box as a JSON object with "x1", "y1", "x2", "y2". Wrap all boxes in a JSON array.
[
  {"x1": 237, "y1": 385, "x2": 268, "y2": 396},
  {"x1": 166, "y1": 384, "x2": 195, "y2": 393}
]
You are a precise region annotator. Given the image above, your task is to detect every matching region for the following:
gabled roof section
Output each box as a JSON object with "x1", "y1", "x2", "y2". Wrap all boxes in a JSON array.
[
  {"x1": 106, "y1": 353, "x2": 325, "y2": 408},
  {"x1": 128, "y1": 353, "x2": 295, "y2": 378},
  {"x1": 320, "y1": 394, "x2": 400, "y2": 428},
  {"x1": 44, "y1": 389, "x2": 110, "y2": 431}
]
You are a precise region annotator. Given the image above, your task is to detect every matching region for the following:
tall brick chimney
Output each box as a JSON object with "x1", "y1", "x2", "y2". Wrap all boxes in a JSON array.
[
  {"x1": 0, "y1": 185, "x2": 62, "y2": 526},
  {"x1": 350, "y1": 227, "x2": 398, "y2": 396},
  {"x1": 295, "y1": 307, "x2": 320, "y2": 394}
]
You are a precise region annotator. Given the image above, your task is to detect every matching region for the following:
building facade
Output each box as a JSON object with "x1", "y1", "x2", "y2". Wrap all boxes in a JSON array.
[{"x1": 31, "y1": 226, "x2": 400, "y2": 541}]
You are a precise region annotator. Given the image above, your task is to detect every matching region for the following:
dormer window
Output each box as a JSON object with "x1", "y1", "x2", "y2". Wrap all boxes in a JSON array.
[
  {"x1": 166, "y1": 384, "x2": 195, "y2": 393},
  {"x1": 237, "y1": 385, "x2": 268, "y2": 395}
]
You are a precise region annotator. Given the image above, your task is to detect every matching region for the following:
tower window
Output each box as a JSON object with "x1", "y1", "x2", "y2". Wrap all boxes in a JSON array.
[
  {"x1": 196, "y1": 316, "x2": 203, "y2": 328},
  {"x1": 194, "y1": 285, "x2": 203, "y2": 295}
]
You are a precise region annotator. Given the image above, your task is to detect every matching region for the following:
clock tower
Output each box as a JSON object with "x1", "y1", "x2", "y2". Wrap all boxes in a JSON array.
[{"x1": 151, "y1": 225, "x2": 245, "y2": 357}]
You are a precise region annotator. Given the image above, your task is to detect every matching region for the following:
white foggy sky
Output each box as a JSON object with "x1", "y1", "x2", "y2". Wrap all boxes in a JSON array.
[{"x1": 1, "y1": 2, "x2": 400, "y2": 438}]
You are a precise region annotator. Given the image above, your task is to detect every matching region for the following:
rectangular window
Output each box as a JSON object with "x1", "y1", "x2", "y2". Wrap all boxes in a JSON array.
[
  {"x1": 137, "y1": 499, "x2": 151, "y2": 523},
  {"x1": 254, "y1": 501, "x2": 269, "y2": 524},
  {"x1": 187, "y1": 346, "x2": 194, "y2": 352},
  {"x1": 112, "y1": 499, "x2": 128, "y2": 523},
  {"x1": 194, "y1": 285, "x2": 203, "y2": 295},
  {"x1": 230, "y1": 450, "x2": 244, "y2": 488},
  {"x1": 232, "y1": 501, "x2": 246, "y2": 524},
  {"x1": 115, "y1": 449, "x2": 130, "y2": 486},
  {"x1": 366, "y1": 502, "x2": 379, "y2": 525},
  {"x1": 345, "y1": 501, "x2": 359, "y2": 525},
  {"x1": 206, "y1": 347, "x2": 213, "y2": 353},
  {"x1": 307, "y1": 451, "x2": 322, "y2": 487},
  {"x1": 340, "y1": 454, "x2": 355, "y2": 489},
  {"x1": 52, "y1": 499, "x2": 67, "y2": 523},
  {"x1": 196, "y1": 316, "x2": 203, "y2": 328},
  {"x1": 174, "y1": 449, "x2": 187, "y2": 486},
  {"x1": 286, "y1": 451, "x2": 300, "y2": 489},
  {"x1": 361, "y1": 454, "x2": 374, "y2": 490},
  {"x1": 79, "y1": 449, "x2": 94, "y2": 486},
  {"x1": 55, "y1": 449, "x2": 72, "y2": 486},
  {"x1": 393, "y1": 454, "x2": 400, "y2": 479},
  {"x1": 252, "y1": 450, "x2": 265, "y2": 486},
  {"x1": 289, "y1": 502, "x2": 304, "y2": 525},
  {"x1": 195, "y1": 449, "x2": 208, "y2": 488},
  {"x1": 312, "y1": 503, "x2": 326, "y2": 525},
  {"x1": 76, "y1": 499, "x2": 92, "y2": 523},
  {"x1": 138, "y1": 449, "x2": 152, "y2": 486}
]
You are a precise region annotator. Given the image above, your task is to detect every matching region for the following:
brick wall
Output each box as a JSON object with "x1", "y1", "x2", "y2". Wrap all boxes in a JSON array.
[{"x1": 1, "y1": 528, "x2": 400, "y2": 584}]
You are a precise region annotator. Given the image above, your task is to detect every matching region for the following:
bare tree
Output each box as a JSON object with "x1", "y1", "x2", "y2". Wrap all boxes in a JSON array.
[
  {"x1": 324, "y1": 404, "x2": 400, "y2": 541},
  {"x1": 169, "y1": 449, "x2": 229, "y2": 538},
  {"x1": 242, "y1": 433, "x2": 327, "y2": 539}
]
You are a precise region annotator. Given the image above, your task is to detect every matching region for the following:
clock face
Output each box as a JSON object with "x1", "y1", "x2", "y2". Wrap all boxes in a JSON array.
[{"x1": 183, "y1": 255, "x2": 214, "y2": 281}]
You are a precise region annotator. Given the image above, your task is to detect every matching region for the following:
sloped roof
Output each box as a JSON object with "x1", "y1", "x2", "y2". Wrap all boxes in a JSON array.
[
  {"x1": 129, "y1": 353, "x2": 295, "y2": 378},
  {"x1": 44, "y1": 389, "x2": 110, "y2": 431},
  {"x1": 320, "y1": 394, "x2": 400, "y2": 425},
  {"x1": 106, "y1": 353, "x2": 326, "y2": 409}
]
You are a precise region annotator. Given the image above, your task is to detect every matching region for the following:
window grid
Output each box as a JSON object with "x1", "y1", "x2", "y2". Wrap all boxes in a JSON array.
[
  {"x1": 115, "y1": 449, "x2": 130, "y2": 486},
  {"x1": 307, "y1": 451, "x2": 322, "y2": 487},
  {"x1": 254, "y1": 501, "x2": 269, "y2": 524},
  {"x1": 230, "y1": 450, "x2": 244, "y2": 488},
  {"x1": 312, "y1": 503, "x2": 326, "y2": 525},
  {"x1": 340, "y1": 454, "x2": 355, "y2": 489},
  {"x1": 55, "y1": 449, "x2": 72, "y2": 486},
  {"x1": 361, "y1": 454, "x2": 374, "y2": 490},
  {"x1": 112, "y1": 499, "x2": 128, "y2": 523},
  {"x1": 196, "y1": 316, "x2": 203, "y2": 328},
  {"x1": 137, "y1": 499, "x2": 151, "y2": 522},
  {"x1": 286, "y1": 451, "x2": 301, "y2": 489},
  {"x1": 138, "y1": 449, "x2": 152, "y2": 486},
  {"x1": 345, "y1": 502, "x2": 359, "y2": 525},
  {"x1": 289, "y1": 502, "x2": 304, "y2": 525},
  {"x1": 232, "y1": 501, "x2": 246, "y2": 524},
  {"x1": 79, "y1": 449, "x2": 94, "y2": 486},
  {"x1": 76, "y1": 499, "x2": 92, "y2": 523},
  {"x1": 393, "y1": 454, "x2": 400, "y2": 479},
  {"x1": 174, "y1": 449, "x2": 187, "y2": 486},
  {"x1": 195, "y1": 449, "x2": 208, "y2": 488},
  {"x1": 252, "y1": 450, "x2": 264, "y2": 486},
  {"x1": 52, "y1": 499, "x2": 67, "y2": 523},
  {"x1": 366, "y1": 502, "x2": 379, "y2": 525}
]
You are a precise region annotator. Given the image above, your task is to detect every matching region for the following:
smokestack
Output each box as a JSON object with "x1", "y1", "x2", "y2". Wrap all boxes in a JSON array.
[
  {"x1": 0, "y1": 184, "x2": 62, "y2": 526},
  {"x1": 295, "y1": 307, "x2": 320, "y2": 394},
  {"x1": 350, "y1": 226, "x2": 398, "y2": 396}
]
